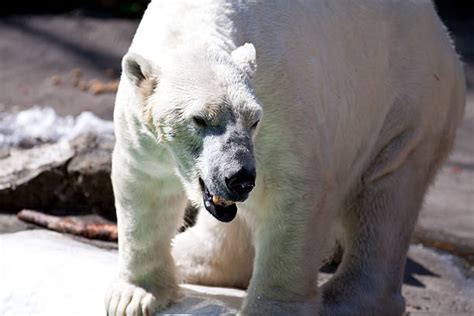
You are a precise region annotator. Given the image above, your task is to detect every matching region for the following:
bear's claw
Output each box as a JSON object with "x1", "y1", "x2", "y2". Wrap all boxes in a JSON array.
[{"x1": 105, "y1": 280, "x2": 173, "y2": 316}]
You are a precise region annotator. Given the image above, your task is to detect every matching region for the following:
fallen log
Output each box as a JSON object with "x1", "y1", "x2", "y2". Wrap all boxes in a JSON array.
[{"x1": 17, "y1": 209, "x2": 118, "y2": 242}]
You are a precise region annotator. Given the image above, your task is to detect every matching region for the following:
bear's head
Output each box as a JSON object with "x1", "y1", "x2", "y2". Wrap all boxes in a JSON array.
[{"x1": 122, "y1": 43, "x2": 262, "y2": 222}]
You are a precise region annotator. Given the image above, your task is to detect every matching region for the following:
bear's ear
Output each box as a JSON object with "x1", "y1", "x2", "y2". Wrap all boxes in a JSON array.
[
  {"x1": 122, "y1": 52, "x2": 159, "y2": 97},
  {"x1": 231, "y1": 43, "x2": 257, "y2": 78}
]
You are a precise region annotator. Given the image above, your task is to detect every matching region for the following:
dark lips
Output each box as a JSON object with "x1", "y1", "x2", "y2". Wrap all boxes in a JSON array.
[{"x1": 199, "y1": 178, "x2": 237, "y2": 222}]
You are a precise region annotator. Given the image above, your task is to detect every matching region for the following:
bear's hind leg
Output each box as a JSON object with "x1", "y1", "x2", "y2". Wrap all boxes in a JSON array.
[
  {"x1": 321, "y1": 141, "x2": 442, "y2": 316},
  {"x1": 172, "y1": 209, "x2": 255, "y2": 289}
]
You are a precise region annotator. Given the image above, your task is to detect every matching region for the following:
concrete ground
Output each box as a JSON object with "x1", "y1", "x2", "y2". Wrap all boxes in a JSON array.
[{"x1": 0, "y1": 13, "x2": 473, "y2": 315}]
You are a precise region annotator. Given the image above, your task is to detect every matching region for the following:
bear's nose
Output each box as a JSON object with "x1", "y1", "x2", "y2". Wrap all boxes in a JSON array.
[{"x1": 225, "y1": 168, "x2": 256, "y2": 199}]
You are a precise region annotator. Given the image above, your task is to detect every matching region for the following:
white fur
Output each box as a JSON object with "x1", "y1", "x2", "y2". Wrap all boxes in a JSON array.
[
  {"x1": 106, "y1": 1, "x2": 466, "y2": 315},
  {"x1": 231, "y1": 43, "x2": 257, "y2": 77}
]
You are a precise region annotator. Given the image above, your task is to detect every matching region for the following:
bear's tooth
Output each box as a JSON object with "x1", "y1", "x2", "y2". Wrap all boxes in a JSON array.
[{"x1": 212, "y1": 195, "x2": 221, "y2": 205}]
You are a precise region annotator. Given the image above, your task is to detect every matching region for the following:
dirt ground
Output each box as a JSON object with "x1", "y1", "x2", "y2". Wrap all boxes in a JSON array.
[{"x1": 0, "y1": 14, "x2": 137, "y2": 119}]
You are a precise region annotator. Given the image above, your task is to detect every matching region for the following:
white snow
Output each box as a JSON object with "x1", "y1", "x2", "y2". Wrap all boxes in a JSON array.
[{"x1": 0, "y1": 107, "x2": 114, "y2": 148}]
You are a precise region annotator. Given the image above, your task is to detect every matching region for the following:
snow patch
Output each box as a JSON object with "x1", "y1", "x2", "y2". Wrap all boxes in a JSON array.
[{"x1": 0, "y1": 107, "x2": 114, "y2": 148}]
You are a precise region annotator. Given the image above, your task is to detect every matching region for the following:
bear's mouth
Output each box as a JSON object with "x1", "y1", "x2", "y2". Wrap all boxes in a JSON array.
[{"x1": 199, "y1": 178, "x2": 237, "y2": 222}]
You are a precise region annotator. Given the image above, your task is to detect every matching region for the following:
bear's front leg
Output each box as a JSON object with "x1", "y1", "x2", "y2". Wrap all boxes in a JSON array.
[
  {"x1": 241, "y1": 195, "x2": 333, "y2": 315},
  {"x1": 106, "y1": 152, "x2": 185, "y2": 316}
]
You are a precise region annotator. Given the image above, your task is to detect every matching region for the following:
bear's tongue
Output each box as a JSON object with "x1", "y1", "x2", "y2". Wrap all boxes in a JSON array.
[{"x1": 201, "y1": 180, "x2": 237, "y2": 222}]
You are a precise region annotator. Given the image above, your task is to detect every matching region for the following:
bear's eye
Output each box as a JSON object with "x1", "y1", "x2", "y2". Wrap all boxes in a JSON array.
[
  {"x1": 193, "y1": 116, "x2": 208, "y2": 128},
  {"x1": 251, "y1": 120, "x2": 260, "y2": 130}
]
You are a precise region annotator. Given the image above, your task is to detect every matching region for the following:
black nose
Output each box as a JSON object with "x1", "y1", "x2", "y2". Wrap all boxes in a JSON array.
[{"x1": 225, "y1": 168, "x2": 256, "y2": 198}]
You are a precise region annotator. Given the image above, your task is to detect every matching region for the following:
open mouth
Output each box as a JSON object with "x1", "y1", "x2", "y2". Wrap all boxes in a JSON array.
[{"x1": 199, "y1": 178, "x2": 237, "y2": 222}]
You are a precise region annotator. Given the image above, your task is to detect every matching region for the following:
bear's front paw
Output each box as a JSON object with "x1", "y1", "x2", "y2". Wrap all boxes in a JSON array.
[{"x1": 105, "y1": 280, "x2": 180, "y2": 316}]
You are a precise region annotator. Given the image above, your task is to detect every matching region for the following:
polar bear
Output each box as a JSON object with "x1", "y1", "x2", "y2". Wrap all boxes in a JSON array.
[{"x1": 106, "y1": 0, "x2": 466, "y2": 315}]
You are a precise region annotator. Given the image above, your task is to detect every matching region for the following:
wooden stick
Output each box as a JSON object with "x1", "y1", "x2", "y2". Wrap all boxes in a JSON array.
[{"x1": 17, "y1": 209, "x2": 118, "y2": 242}]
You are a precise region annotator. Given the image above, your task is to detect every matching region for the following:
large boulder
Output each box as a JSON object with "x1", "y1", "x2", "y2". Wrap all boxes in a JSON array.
[{"x1": 0, "y1": 108, "x2": 116, "y2": 220}]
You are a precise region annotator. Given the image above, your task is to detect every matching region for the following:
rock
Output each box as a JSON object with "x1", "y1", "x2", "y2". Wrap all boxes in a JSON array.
[
  {"x1": 0, "y1": 142, "x2": 76, "y2": 211},
  {"x1": 67, "y1": 133, "x2": 115, "y2": 219},
  {"x1": 0, "y1": 108, "x2": 116, "y2": 219},
  {"x1": 0, "y1": 134, "x2": 115, "y2": 219}
]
